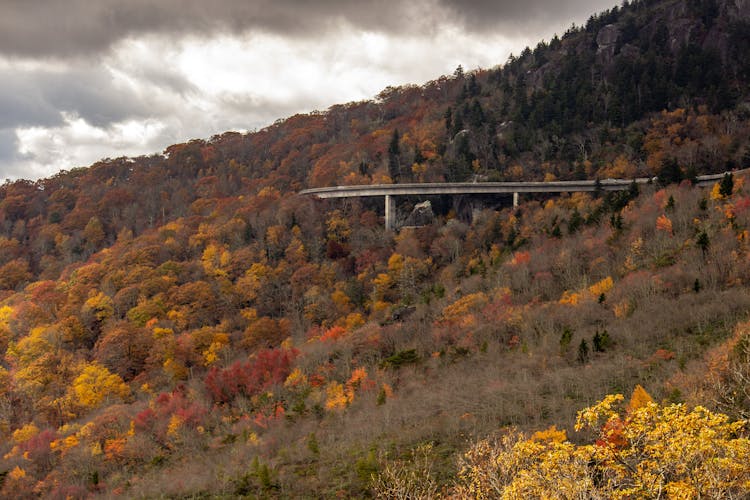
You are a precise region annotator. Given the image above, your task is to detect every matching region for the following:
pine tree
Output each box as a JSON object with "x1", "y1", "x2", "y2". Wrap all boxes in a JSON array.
[
  {"x1": 697, "y1": 231, "x2": 710, "y2": 256},
  {"x1": 719, "y1": 173, "x2": 734, "y2": 198},
  {"x1": 577, "y1": 339, "x2": 590, "y2": 364}
]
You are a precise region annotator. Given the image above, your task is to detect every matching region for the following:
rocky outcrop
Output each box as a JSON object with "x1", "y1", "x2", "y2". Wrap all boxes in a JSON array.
[
  {"x1": 403, "y1": 200, "x2": 435, "y2": 227},
  {"x1": 596, "y1": 24, "x2": 621, "y2": 66}
]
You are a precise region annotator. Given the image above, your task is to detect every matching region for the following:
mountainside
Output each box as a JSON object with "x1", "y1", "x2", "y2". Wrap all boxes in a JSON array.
[{"x1": 2, "y1": 0, "x2": 750, "y2": 497}]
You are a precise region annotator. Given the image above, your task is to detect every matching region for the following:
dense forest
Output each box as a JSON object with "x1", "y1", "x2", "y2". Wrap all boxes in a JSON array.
[{"x1": 1, "y1": 0, "x2": 750, "y2": 497}]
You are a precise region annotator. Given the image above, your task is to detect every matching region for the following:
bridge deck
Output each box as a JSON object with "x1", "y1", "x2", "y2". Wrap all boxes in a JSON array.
[
  {"x1": 299, "y1": 170, "x2": 744, "y2": 230},
  {"x1": 299, "y1": 171, "x2": 733, "y2": 199}
]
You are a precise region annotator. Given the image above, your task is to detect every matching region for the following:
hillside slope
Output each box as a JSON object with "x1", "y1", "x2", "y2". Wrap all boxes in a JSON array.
[{"x1": 1, "y1": 0, "x2": 750, "y2": 497}]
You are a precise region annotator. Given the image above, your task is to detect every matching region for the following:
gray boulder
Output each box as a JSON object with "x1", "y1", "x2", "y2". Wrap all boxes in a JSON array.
[{"x1": 403, "y1": 200, "x2": 435, "y2": 227}]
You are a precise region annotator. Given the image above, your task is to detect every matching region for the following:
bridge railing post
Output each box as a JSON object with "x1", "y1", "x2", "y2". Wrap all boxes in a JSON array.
[
  {"x1": 513, "y1": 192, "x2": 519, "y2": 208},
  {"x1": 385, "y1": 195, "x2": 396, "y2": 231}
]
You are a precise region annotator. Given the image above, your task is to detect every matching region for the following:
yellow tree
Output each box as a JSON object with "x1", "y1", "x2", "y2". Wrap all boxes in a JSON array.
[
  {"x1": 8, "y1": 326, "x2": 79, "y2": 425},
  {"x1": 82, "y1": 291, "x2": 114, "y2": 323},
  {"x1": 326, "y1": 209, "x2": 351, "y2": 243},
  {"x1": 0, "y1": 305, "x2": 13, "y2": 355},
  {"x1": 201, "y1": 242, "x2": 231, "y2": 278},
  {"x1": 453, "y1": 391, "x2": 750, "y2": 499},
  {"x1": 71, "y1": 362, "x2": 130, "y2": 409},
  {"x1": 576, "y1": 395, "x2": 750, "y2": 499}
]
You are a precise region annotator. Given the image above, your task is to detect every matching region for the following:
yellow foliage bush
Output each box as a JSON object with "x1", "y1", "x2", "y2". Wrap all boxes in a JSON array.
[
  {"x1": 387, "y1": 253, "x2": 404, "y2": 274},
  {"x1": 201, "y1": 243, "x2": 231, "y2": 277},
  {"x1": 0, "y1": 305, "x2": 12, "y2": 324},
  {"x1": 166, "y1": 414, "x2": 184, "y2": 437},
  {"x1": 454, "y1": 394, "x2": 750, "y2": 499},
  {"x1": 343, "y1": 312, "x2": 365, "y2": 331},
  {"x1": 163, "y1": 357, "x2": 188, "y2": 381},
  {"x1": 12, "y1": 423, "x2": 39, "y2": 444},
  {"x1": 588, "y1": 276, "x2": 614, "y2": 297},
  {"x1": 345, "y1": 367, "x2": 369, "y2": 403},
  {"x1": 372, "y1": 300, "x2": 391, "y2": 313},
  {"x1": 625, "y1": 384, "x2": 653, "y2": 414},
  {"x1": 72, "y1": 362, "x2": 130, "y2": 408},
  {"x1": 152, "y1": 327, "x2": 174, "y2": 339},
  {"x1": 325, "y1": 381, "x2": 348, "y2": 411},
  {"x1": 202, "y1": 339, "x2": 228, "y2": 366},
  {"x1": 372, "y1": 273, "x2": 393, "y2": 300},
  {"x1": 8, "y1": 466, "x2": 26, "y2": 480},
  {"x1": 711, "y1": 181, "x2": 724, "y2": 200},
  {"x1": 558, "y1": 290, "x2": 582, "y2": 306},
  {"x1": 283, "y1": 368, "x2": 308, "y2": 389},
  {"x1": 442, "y1": 292, "x2": 488, "y2": 321},
  {"x1": 83, "y1": 291, "x2": 114, "y2": 321},
  {"x1": 530, "y1": 425, "x2": 567, "y2": 443},
  {"x1": 50, "y1": 434, "x2": 79, "y2": 456},
  {"x1": 326, "y1": 209, "x2": 351, "y2": 242}
]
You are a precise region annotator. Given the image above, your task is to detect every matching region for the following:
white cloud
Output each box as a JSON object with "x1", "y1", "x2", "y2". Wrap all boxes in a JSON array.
[{"x1": 12, "y1": 113, "x2": 167, "y2": 178}]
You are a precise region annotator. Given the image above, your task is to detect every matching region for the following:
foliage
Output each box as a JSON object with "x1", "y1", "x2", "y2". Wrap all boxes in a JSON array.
[
  {"x1": 0, "y1": 0, "x2": 749, "y2": 495},
  {"x1": 381, "y1": 349, "x2": 419, "y2": 369},
  {"x1": 205, "y1": 347, "x2": 298, "y2": 405},
  {"x1": 454, "y1": 394, "x2": 750, "y2": 499},
  {"x1": 72, "y1": 362, "x2": 130, "y2": 408}
]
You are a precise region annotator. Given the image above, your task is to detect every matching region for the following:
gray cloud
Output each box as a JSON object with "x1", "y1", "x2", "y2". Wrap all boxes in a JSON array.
[
  {"x1": 0, "y1": 65, "x2": 171, "y2": 130},
  {"x1": 0, "y1": 128, "x2": 42, "y2": 181},
  {"x1": 0, "y1": 74, "x2": 62, "y2": 129},
  {"x1": 438, "y1": 0, "x2": 619, "y2": 37},
  {"x1": 0, "y1": 129, "x2": 18, "y2": 161},
  {"x1": 0, "y1": 0, "x2": 618, "y2": 58},
  {"x1": 0, "y1": 1, "x2": 420, "y2": 58}
]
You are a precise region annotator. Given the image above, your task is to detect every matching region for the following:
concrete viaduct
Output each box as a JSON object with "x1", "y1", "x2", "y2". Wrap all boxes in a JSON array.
[{"x1": 300, "y1": 171, "x2": 740, "y2": 231}]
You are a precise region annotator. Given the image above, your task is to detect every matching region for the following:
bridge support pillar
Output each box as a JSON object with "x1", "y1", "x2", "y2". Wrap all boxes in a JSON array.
[
  {"x1": 513, "y1": 192, "x2": 519, "y2": 208},
  {"x1": 385, "y1": 195, "x2": 396, "y2": 231}
]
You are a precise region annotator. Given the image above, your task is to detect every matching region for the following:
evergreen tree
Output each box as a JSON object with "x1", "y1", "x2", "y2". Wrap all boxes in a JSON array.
[
  {"x1": 568, "y1": 208, "x2": 583, "y2": 234},
  {"x1": 666, "y1": 195, "x2": 675, "y2": 211},
  {"x1": 658, "y1": 158, "x2": 683, "y2": 186},
  {"x1": 697, "y1": 231, "x2": 710, "y2": 256},
  {"x1": 560, "y1": 327, "x2": 573, "y2": 353},
  {"x1": 577, "y1": 339, "x2": 590, "y2": 364},
  {"x1": 719, "y1": 173, "x2": 734, "y2": 198},
  {"x1": 593, "y1": 330, "x2": 611, "y2": 352}
]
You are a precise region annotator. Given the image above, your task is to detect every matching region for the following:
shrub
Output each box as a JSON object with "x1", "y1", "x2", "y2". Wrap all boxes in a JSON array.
[
  {"x1": 453, "y1": 394, "x2": 750, "y2": 498},
  {"x1": 381, "y1": 349, "x2": 419, "y2": 369}
]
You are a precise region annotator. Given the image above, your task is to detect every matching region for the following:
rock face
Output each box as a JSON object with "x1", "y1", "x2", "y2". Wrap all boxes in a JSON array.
[
  {"x1": 403, "y1": 200, "x2": 435, "y2": 227},
  {"x1": 596, "y1": 24, "x2": 621, "y2": 64}
]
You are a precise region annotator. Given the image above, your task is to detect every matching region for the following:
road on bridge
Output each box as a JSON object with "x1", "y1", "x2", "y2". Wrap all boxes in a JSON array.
[{"x1": 300, "y1": 171, "x2": 743, "y2": 231}]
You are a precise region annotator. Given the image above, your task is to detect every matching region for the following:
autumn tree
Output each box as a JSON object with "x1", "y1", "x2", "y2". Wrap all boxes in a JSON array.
[
  {"x1": 453, "y1": 392, "x2": 750, "y2": 499},
  {"x1": 93, "y1": 321, "x2": 153, "y2": 381},
  {"x1": 0, "y1": 258, "x2": 32, "y2": 290},
  {"x1": 71, "y1": 362, "x2": 130, "y2": 409}
]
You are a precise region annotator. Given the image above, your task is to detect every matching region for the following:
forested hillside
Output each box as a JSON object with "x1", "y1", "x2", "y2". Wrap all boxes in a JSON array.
[{"x1": 1, "y1": 0, "x2": 750, "y2": 497}]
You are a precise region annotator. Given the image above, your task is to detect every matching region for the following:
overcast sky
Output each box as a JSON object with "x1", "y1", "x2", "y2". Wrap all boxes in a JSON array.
[{"x1": 0, "y1": 0, "x2": 617, "y2": 182}]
